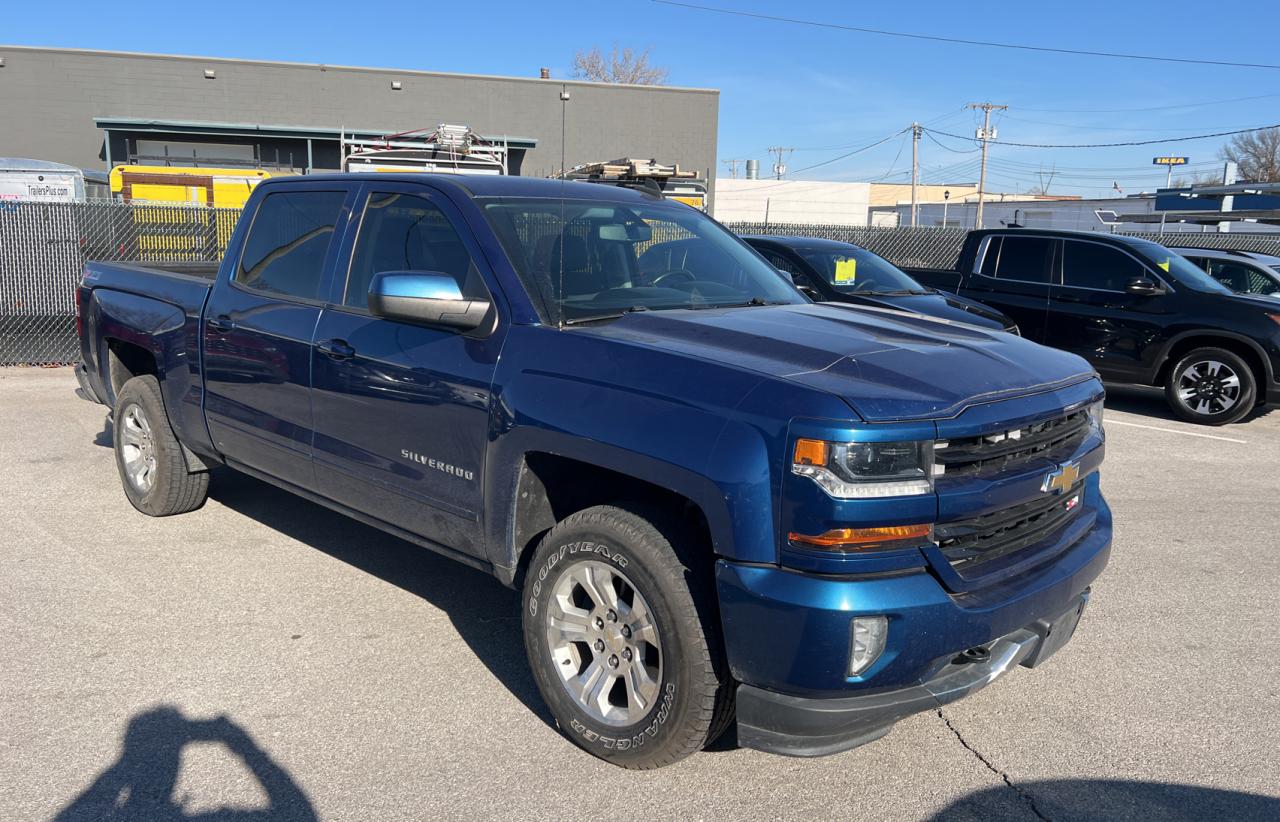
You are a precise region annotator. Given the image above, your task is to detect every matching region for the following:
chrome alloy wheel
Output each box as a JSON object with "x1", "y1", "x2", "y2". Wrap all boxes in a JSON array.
[
  {"x1": 119, "y1": 402, "x2": 158, "y2": 494},
  {"x1": 545, "y1": 560, "x2": 663, "y2": 727},
  {"x1": 1176, "y1": 359, "x2": 1241, "y2": 416}
]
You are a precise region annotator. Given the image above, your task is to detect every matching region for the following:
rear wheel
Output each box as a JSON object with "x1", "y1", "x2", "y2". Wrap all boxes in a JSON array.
[
  {"x1": 113, "y1": 375, "x2": 209, "y2": 516},
  {"x1": 522, "y1": 504, "x2": 734, "y2": 769},
  {"x1": 1164, "y1": 347, "x2": 1256, "y2": 426}
]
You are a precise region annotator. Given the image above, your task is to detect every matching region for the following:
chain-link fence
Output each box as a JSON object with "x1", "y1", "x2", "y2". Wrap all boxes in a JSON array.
[
  {"x1": 7, "y1": 206, "x2": 1280, "y2": 366},
  {"x1": 724, "y1": 222, "x2": 972, "y2": 270},
  {"x1": 0, "y1": 201, "x2": 241, "y2": 365}
]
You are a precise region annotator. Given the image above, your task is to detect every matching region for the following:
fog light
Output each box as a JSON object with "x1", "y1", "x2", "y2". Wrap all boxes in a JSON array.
[{"x1": 850, "y1": 616, "x2": 888, "y2": 676}]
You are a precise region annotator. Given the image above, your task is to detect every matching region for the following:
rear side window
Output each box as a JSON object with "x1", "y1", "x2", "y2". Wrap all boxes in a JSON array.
[
  {"x1": 345, "y1": 192, "x2": 488, "y2": 308},
  {"x1": 236, "y1": 191, "x2": 346, "y2": 300},
  {"x1": 1207, "y1": 260, "x2": 1279, "y2": 295},
  {"x1": 1061, "y1": 241, "x2": 1147, "y2": 291},
  {"x1": 985, "y1": 236, "x2": 1052, "y2": 283}
]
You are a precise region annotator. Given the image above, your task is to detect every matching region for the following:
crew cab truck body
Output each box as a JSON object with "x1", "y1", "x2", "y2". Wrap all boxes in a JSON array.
[
  {"x1": 910, "y1": 228, "x2": 1280, "y2": 425},
  {"x1": 75, "y1": 175, "x2": 1111, "y2": 768}
]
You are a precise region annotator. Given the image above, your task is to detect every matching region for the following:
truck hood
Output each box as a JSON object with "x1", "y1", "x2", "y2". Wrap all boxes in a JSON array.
[{"x1": 587, "y1": 303, "x2": 1094, "y2": 422}]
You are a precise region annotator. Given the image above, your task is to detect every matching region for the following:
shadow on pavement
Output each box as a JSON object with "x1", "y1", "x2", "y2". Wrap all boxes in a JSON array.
[
  {"x1": 930, "y1": 778, "x2": 1280, "y2": 822},
  {"x1": 53, "y1": 706, "x2": 316, "y2": 822},
  {"x1": 206, "y1": 468, "x2": 557, "y2": 732}
]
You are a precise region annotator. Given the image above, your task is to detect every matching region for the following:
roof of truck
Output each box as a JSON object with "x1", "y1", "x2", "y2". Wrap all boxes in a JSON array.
[{"x1": 264, "y1": 172, "x2": 660, "y2": 202}]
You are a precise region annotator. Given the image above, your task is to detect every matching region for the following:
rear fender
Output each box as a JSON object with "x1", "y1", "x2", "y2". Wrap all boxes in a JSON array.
[{"x1": 91, "y1": 289, "x2": 214, "y2": 467}]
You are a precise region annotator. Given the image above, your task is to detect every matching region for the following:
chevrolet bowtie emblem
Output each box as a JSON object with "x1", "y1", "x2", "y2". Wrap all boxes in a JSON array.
[{"x1": 1042, "y1": 462, "x2": 1080, "y2": 495}]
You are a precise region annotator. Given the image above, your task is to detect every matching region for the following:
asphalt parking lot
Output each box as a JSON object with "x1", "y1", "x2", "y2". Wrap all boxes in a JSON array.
[{"x1": 3, "y1": 366, "x2": 1279, "y2": 822}]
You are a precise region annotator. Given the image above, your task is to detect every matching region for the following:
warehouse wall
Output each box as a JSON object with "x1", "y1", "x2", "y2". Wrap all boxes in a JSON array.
[
  {"x1": 0, "y1": 46, "x2": 718, "y2": 182},
  {"x1": 713, "y1": 178, "x2": 873, "y2": 226}
]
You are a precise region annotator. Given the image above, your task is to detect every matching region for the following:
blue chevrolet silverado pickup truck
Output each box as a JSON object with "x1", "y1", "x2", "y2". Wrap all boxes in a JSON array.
[{"x1": 75, "y1": 174, "x2": 1110, "y2": 769}]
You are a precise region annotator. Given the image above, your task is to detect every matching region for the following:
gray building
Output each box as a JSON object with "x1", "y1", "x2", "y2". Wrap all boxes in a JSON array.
[{"x1": 0, "y1": 46, "x2": 718, "y2": 182}]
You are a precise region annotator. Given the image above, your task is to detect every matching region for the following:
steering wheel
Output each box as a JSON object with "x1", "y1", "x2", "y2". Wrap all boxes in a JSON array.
[{"x1": 652, "y1": 269, "x2": 697, "y2": 287}]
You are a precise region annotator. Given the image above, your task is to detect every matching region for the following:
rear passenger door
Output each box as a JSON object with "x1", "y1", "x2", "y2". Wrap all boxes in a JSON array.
[
  {"x1": 203, "y1": 185, "x2": 353, "y2": 489},
  {"x1": 961, "y1": 234, "x2": 1053, "y2": 341},
  {"x1": 1044, "y1": 238, "x2": 1175, "y2": 380}
]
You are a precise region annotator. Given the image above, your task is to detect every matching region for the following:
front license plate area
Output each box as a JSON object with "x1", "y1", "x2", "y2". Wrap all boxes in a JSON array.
[{"x1": 1021, "y1": 590, "x2": 1089, "y2": 669}]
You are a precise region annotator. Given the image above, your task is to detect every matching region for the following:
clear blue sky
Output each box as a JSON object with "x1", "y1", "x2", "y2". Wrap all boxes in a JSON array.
[{"x1": 8, "y1": 0, "x2": 1280, "y2": 196}]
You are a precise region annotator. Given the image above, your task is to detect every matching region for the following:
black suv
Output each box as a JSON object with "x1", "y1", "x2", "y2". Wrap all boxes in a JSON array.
[{"x1": 911, "y1": 229, "x2": 1280, "y2": 425}]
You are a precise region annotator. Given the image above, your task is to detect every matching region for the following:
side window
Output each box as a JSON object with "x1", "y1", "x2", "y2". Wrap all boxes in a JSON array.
[
  {"x1": 1061, "y1": 241, "x2": 1148, "y2": 291},
  {"x1": 345, "y1": 192, "x2": 488, "y2": 308},
  {"x1": 991, "y1": 236, "x2": 1052, "y2": 283},
  {"x1": 762, "y1": 251, "x2": 818, "y2": 293},
  {"x1": 236, "y1": 191, "x2": 346, "y2": 300},
  {"x1": 757, "y1": 248, "x2": 798, "y2": 276},
  {"x1": 979, "y1": 237, "x2": 1001, "y2": 276}
]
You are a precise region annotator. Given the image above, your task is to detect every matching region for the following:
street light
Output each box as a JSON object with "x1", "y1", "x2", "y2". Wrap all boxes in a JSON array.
[{"x1": 942, "y1": 190, "x2": 951, "y2": 228}]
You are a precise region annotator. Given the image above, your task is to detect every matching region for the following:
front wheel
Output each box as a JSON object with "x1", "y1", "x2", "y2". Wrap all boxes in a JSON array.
[
  {"x1": 1164, "y1": 347, "x2": 1256, "y2": 426},
  {"x1": 522, "y1": 505, "x2": 734, "y2": 769}
]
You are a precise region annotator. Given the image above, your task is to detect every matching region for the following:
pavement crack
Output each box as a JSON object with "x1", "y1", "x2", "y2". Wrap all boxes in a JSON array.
[{"x1": 938, "y1": 709, "x2": 1051, "y2": 822}]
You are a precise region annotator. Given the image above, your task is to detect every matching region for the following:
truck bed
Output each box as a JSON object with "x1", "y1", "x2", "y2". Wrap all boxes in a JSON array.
[{"x1": 82, "y1": 260, "x2": 217, "y2": 314}]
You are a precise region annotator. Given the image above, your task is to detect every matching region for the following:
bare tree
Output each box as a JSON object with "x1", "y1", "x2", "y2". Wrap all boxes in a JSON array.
[
  {"x1": 571, "y1": 47, "x2": 669, "y2": 85},
  {"x1": 1171, "y1": 170, "x2": 1226, "y2": 188},
  {"x1": 1220, "y1": 127, "x2": 1280, "y2": 182}
]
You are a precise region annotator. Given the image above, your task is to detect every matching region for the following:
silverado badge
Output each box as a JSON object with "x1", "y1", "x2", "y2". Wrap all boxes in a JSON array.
[{"x1": 1041, "y1": 461, "x2": 1081, "y2": 495}]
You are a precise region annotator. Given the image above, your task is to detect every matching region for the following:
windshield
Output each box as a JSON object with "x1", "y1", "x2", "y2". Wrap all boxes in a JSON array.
[
  {"x1": 798, "y1": 246, "x2": 926, "y2": 294},
  {"x1": 1128, "y1": 239, "x2": 1234, "y2": 295},
  {"x1": 481, "y1": 198, "x2": 806, "y2": 324}
]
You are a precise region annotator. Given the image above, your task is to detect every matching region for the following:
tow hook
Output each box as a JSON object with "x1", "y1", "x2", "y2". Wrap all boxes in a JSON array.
[{"x1": 955, "y1": 646, "x2": 992, "y2": 665}]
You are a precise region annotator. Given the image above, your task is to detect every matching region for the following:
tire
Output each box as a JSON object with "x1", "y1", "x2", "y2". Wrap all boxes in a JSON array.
[
  {"x1": 112, "y1": 375, "x2": 210, "y2": 516},
  {"x1": 1164, "y1": 347, "x2": 1256, "y2": 426},
  {"x1": 522, "y1": 504, "x2": 734, "y2": 769}
]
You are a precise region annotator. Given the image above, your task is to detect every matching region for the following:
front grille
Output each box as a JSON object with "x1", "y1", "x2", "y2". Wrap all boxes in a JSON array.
[
  {"x1": 936, "y1": 482, "x2": 1085, "y2": 573},
  {"x1": 934, "y1": 409, "x2": 1089, "y2": 478}
]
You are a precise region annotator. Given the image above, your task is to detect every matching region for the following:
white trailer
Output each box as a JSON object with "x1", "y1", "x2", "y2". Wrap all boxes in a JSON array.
[{"x1": 0, "y1": 158, "x2": 86, "y2": 203}]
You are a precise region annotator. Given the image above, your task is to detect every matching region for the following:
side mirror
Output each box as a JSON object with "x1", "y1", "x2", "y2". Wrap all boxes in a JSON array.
[
  {"x1": 1124, "y1": 277, "x2": 1162, "y2": 297},
  {"x1": 367, "y1": 272, "x2": 490, "y2": 331}
]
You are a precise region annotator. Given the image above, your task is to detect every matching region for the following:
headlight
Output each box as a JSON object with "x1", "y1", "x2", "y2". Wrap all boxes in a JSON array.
[
  {"x1": 792, "y1": 438, "x2": 934, "y2": 498},
  {"x1": 1086, "y1": 399, "x2": 1104, "y2": 436}
]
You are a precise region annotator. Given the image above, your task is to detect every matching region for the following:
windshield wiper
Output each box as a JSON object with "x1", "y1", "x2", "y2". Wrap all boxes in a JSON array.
[
  {"x1": 561, "y1": 306, "x2": 649, "y2": 326},
  {"x1": 692, "y1": 297, "x2": 790, "y2": 310}
]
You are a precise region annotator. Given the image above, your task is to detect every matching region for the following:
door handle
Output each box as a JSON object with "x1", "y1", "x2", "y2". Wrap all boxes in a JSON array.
[
  {"x1": 1055, "y1": 294, "x2": 1083, "y2": 304},
  {"x1": 317, "y1": 338, "x2": 356, "y2": 361},
  {"x1": 207, "y1": 315, "x2": 235, "y2": 333}
]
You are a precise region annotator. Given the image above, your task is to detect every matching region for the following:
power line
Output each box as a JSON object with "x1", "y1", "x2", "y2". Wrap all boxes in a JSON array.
[
  {"x1": 924, "y1": 130, "x2": 981, "y2": 154},
  {"x1": 925, "y1": 123, "x2": 1280, "y2": 148},
  {"x1": 784, "y1": 128, "x2": 909, "y2": 176},
  {"x1": 1001, "y1": 114, "x2": 1260, "y2": 133},
  {"x1": 652, "y1": 1, "x2": 1280, "y2": 70},
  {"x1": 1018, "y1": 91, "x2": 1280, "y2": 114}
]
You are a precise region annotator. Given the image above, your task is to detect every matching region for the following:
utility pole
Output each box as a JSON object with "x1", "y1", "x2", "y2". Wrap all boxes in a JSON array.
[
  {"x1": 767, "y1": 146, "x2": 795, "y2": 180},
  {"x1": 910, "y1": 122, "x2": 922, "y2": 227},
  {"x1": 722, "y1": 158, "x2": 746, "y2": 179},
  {"x1": 968, "y1": 103, "x2": 1007, "y2": 229}
]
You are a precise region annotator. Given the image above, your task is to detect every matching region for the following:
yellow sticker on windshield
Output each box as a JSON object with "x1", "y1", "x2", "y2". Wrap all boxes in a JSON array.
[
  {"x1": 1157, "y1": 259, "x2": 1171, "y2": 272},
  {"x1": 834, "y1": 257, "x2": 857, "y2": 283}
]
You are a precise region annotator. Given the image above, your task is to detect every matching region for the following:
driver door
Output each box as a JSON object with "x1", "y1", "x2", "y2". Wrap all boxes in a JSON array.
[{"x1": 309, "y1": 184, "x2": 506, "y2": 558}]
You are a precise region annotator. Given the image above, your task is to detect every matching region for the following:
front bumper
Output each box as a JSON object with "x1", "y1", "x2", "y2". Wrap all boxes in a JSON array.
[{"x1": 736, "y1": 592, "x2": 1089, "y2": 757}]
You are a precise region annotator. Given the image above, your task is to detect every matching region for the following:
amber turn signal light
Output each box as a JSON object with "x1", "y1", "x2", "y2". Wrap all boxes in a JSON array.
[
  {"x1": 793, "y1": 438, "x2": 828, "y2": 466},
  {"x1": 788, "y1": 524, "x2": 932, "y2": 552}
]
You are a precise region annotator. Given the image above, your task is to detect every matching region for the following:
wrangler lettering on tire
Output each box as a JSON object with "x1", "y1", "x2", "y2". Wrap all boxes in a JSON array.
[{"x1": 521, "y1": 504, "x2": 735, "y2": 769}]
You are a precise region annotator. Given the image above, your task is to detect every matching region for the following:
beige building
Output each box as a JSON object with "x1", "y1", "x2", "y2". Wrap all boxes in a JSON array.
[{"x1": 712, "y1": 178, "x2": 1041, "y2": 226}]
